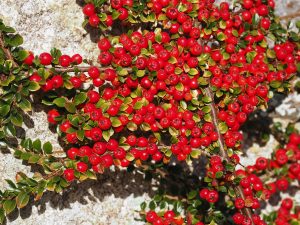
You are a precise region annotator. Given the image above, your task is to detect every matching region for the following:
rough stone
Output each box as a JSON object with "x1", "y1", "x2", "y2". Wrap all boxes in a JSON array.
[{"x1": 0, "y1": 0, "x2": 300, "y2": 224}]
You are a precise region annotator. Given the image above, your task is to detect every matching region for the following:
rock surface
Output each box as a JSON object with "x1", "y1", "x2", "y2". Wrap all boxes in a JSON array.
[{"x1": 0, "y1": 0, "x2": 299, "y2": 225}]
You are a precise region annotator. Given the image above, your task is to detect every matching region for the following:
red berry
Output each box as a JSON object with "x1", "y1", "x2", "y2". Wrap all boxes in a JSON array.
[
  {"x1": 39, "y1": 52, "x2": 52, "y2": 65},
  {"x1": 70, "y1": 77, "x2": 82, "y2": 88},
  {"x1": 52, "y1": 75, "x2": 64, "y2": 88},
  {"x1": 67, "y1": 147, "x2": 78, "y2": 159},
  {"x1": 118, "y1": 8, "x2": 128, "y2": 20},
  {"x1": 47, "y1": 109, "x2": 60, "y2": 124},
  {"x1": 207, "y1": 190, "x2": 219, "y2": 203},
  {"x1": 60, "y1": 120, "x2": 71, "y2": 133},
  {"x1": 83, "y1": 3, "x2": 95, "y2": 16},
  {"x1": 59, "y1": 55, "x2": 71, "y2": 67},
  {"x1": 77, "y1": 162, "x2": 88, "y2": 173},
  {"x1": 71, "y1": 54, "x2": 83, "y2": 65},
  {"x1": 90, "y1": 127, "x2": 102, "y2": 141},
  {"x1": 98, "y1": 38, "x2": 111, "y2": 51},
  {"x1": 64, "y1": 169, "x2": 75, "y2": 182},
  {"x1": 235, "y1": 197, "x2": 245, "y2": 209},
  {"x1": 89, "y1": 14, "x2": 100, "y2": 27},
  {"x1": 29, "y1": 73, "x2": 42, "y2": 82},
  {"x1": 66, "y1": 132, "x2": 77, "y2": 144},
  {"x1": 101, "y1": 154, "x2": 113, "y2": 167},
  {"x1": 87, "y1": 90, "x2": 100, "y2": 103},
  {"x1": 23, "y1": 52, "x2": 34, "y2": 65}
]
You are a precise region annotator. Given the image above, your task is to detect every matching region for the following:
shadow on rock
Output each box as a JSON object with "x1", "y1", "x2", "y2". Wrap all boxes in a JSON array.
[{"x1": 240, "y1": 93, "x2": 286, "y2": 154}]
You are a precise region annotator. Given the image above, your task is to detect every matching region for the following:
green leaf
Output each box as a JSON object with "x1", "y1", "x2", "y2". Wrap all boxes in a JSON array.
[
  {"x1": 246, "y1": 51, "x2": 257, "y2": 63},
  {"x1": 16, "y1": 192, "x2": 30, "y2": 209},
  {"x1": 270, "y1": 80, "x2": 282, "y2": 89},
  {"x1": 33, "y1": 139, "x2": 42, "y2": 152},
  {"x1": 43, "y1": 141, "x2": 53, "y2": 154},
  {"x1": 168, "y1": 127, "x2": 179, "y2": 136},
  {"x1": 149, "y1": 201, "x2": 156, "y2": 210},
  {"x1": 20, "y1": 152, "x2": 32, "y2": 160},
  {"x1": 1, "y1": 74, "x2": 15, "y2": 86},
  {"x1": 11, "y1": 112, "x2": 23, "y2": 127},
  {"x1": 175, "y1": 83, "x2": 184, "y2": 91},
  {"x1": 225, "y1": 163, "x2": 235, "y2": 172},
  {"x1": 188, "y1": 68, "x2": 198, "y2": 76},
  {"x1": 215, "y1": 171, "x2": 223, "y2": 179},
  {"x1": 5, "y1": 34, "x2": 23, "y2": 47},
  {"x1": 18, "y1": 98, "x2": 32, "y2": 112},
  {"x1": 53, "y1": 98, "x2": 66, "y2": 107},
  {"x1": 133, "y1": 101, "x2": 143, "y2": 110},
  {"x1": 0, "y1": 104, "x2": 10, "y2": 117},
  {"x1": 112, "y1": 10, "x2": 120, "y2": 20},
  {"x1": 218, "y1": 122, "x2": 228, "y2": 134},
  {"x1": 28, "y1": 155, "x2": 40, "y2": 164},
  {"x1": 140, "y1": 202, "x2": 146, "y2": 210},
  {"x1": 136, "y1": 70, "x2": 145, "y2": 77},
  {"x1": 190, "y1": 150, "x2": 201, "y2": 159},
  {"x1": 74, "y1": 93, "x2": 87, "y2": 105},
  {"x1": 180, "y1": 101, "x2": 187, "y2": 110},
  {"x1": 126, "y1": 152, "x2": 135, "y2": 161},
  {"x1": 16, "y1": 50, "x2": 30, "y2": 61},
  {"x1": 252, "y1": 13, "x2": 259, "y2": 26},
  {"x1": 155, "y1": 33, "x2": 162, "y2": 44},
  {"x1": 3, "y1": 199, "x2": 16, "y2": 214},
  {"x1": 5, "y1": 179, "x2": 17, "y2": 189},
  {"x1": 217, "y1": 32, "x2": 226, "y2": 41},
  {"x1": 203, "y1": 70, "x2": 212, "y2": 77},
  {"x1": 127, "y1": 122, "x2": 137, "y2": 131},
  {"x1": 175, "y1": 67, "x2": 183, "y2": 75},
  {"x1": 267, "y1": 49, "x2": 276, "y2": 58},
  {"x1": 202, "y1": 96, "x2": 212, "y2": 104},
  {"x1": 65, "y1": 102, "x2": 76, "y2": 113},
  {"x1": 111, "y1": 117, "x2": 122, "y2": 127},
  {"x1": 76, "y1": 130, "x2": 85, "y2": 141},
  {"x1": 28, "y1": 81, "x2": 40, "y2": 91},
  {"x1": 0, "y1": 208, "x2": 4, "y2": 224},
  {"x1": 0, "y1": 23, "x2": 15, "y2": 33},
  {"x1": 218, "y1": 186, "x2": 227, "y2": 192},
  {"x1": 204, "y1": 113, "x2": 212, "y2": 122},
  {"x1": 187, "y1": 190, "x2": 198, "y2": 200}
]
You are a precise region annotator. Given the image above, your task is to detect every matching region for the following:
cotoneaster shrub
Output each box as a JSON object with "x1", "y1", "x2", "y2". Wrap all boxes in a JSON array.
[{"x1": 0, "y1": 0, "x2": 299, "y2": 224}]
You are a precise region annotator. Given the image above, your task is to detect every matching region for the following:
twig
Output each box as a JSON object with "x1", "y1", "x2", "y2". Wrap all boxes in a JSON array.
[
  {"x1": 138, "y1": 164, "x2": 168, "y2": 177},
  {"x1": 280, "y1": 12, "x2": 300, "y2": 20},
  {"x1": 164, "y1": 194, "x2": 188, "y2": 202},
  {"x1": 43, "y1": 169, "x2": 63, "y2": 180},
  {"x1": 204, "y1": 86, "x2": 227, "y2": 159},
  {"x1": 204, "y1": 85, "x2": 255, "y2": 224},
  {"x1": 32, "y1": 65, "x2": 132, "y2": 75}
]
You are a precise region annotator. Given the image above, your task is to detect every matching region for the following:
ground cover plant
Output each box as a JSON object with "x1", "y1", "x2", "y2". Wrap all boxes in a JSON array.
[{"x1": 0, "y1": 0, "x2": 300, "y2": 224}]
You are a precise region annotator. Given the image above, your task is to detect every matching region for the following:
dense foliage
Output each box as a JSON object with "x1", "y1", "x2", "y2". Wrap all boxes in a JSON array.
[{"x1": 0, "y1": 0, "x2": 299, "y2": 224}]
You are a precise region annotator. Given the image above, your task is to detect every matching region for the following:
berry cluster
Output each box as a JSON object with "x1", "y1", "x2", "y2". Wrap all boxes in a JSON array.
[
  {"x1": 142, "y1": 131, "x2": 300, "y2": 225},
  {"x1": 1, "y1": 0, "x2": 299, "y2": 224},
  {"x1": 272, "y1": 198, "x2": 299, "y2": 225},
  {"x1": 232, "y1": 132, "x2": 300, "y2": 224},
  {"x1": 145, "y1": 210, "x2": 200, "y2": 225},
  {"x1": 23, "y1": 0, "x2": 299, "y2": 222}
]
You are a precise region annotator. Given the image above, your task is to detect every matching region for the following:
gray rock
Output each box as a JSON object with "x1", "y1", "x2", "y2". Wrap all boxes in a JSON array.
[{"x1": 0, "y1": 0, "x2": 299, "y2": 224}]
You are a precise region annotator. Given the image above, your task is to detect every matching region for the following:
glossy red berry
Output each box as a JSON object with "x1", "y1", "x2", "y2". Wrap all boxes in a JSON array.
[
  {"x1": 47, "y1": 109, "x2": 60, "y2": 124},
  {"x1": 39, "y1": 52, "x2": 52, "y2": 65},
  {"x1": 59, "y1": 55, "x2": 71, "y2": 67},
  {"x1": 83, "y1": 3, "x2": 95, "y2": 16},
  {"x1": 71, "y1": 54, "x2": 83, "y2": 65},
  {"x1": 89, "y1": 14, "x2": 100, "y2": 27},
  {"x1": 64, "y1": 169, "x2": 75, "y2": 182},
  {"x1": 77, "y1": 162, "x2": 88, "y2": 173},
  {"x1": 23, "y1": 52, "x2": 34, "y2": 65}
]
